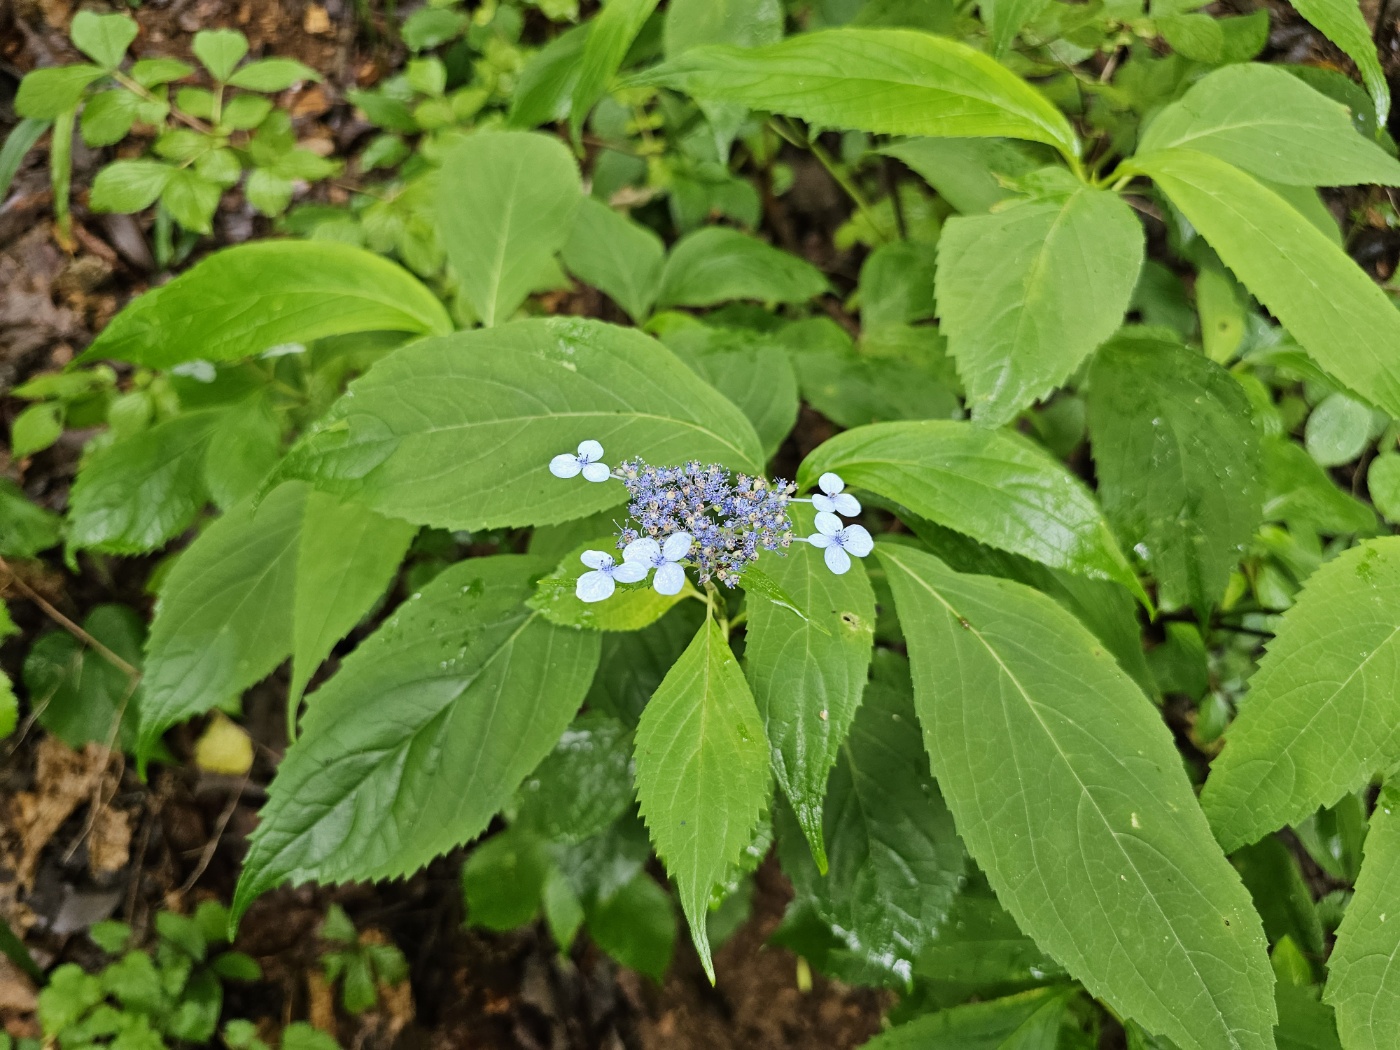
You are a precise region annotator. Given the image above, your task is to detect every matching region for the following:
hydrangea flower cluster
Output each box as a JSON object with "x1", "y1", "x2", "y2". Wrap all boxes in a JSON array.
[{"x1": 548, "y1": 441, "x2": 873, "y2": 602}]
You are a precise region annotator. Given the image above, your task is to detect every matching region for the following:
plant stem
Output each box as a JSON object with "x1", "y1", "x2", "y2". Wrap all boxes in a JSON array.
[{"x1": 50, "y1": 109, "x2": 75, "y2": 251}]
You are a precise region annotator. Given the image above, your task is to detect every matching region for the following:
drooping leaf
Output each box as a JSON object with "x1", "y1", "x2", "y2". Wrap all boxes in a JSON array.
[
  {"x1": 877, "y1": 542, "x2": 1276, "y2": 1050},
  {"x1": 570, "y1": 0, "x2": 660, "y2": 139},
  {"x1": 745, "y1": 508, "x2": 875, "y2": 870},
  {"x1": 1326, "y1": 782, "x2": 1400, "y2": 1049},
  {"x1": 274, "y1": 318, "x2": 764, "y2": 530},
  {"x1": 289, "y1": 491, "x2": 417, "y2": 708},
  {"x1": 232, "y1": 556, "x2": 600, "y2": 923},
  {"x1": 1087, "y1": 330, "x2": 1263, "y2": 617},
  {"x1": 655, "y1": 227, "x2": 828, "y2": 309},
  {"x1": 1137, "y1": 64, "x2": 1400, "y2": 186},
  {"x1": 1200, "y1": 538, "x2": 1400, "y2": 853},
  {"x1": 633, "y1": 616, "x2": 771, "y2": 981},
  {"x1": 935, "y1": 182, "x2": 1143, "y2": 426},
  {"x1": 862, "y1": 987, "x2": 1072, "y2": 1049},
  {"x1": 776, "y1": 650, "x2": 965, "y2": 988},
  {"x1": 1288, "y1": 0, "x2": 1388, "y2": 125},
  {"x1": 136, "y1": 483, "x2": 309, "y2": 767},
  {"x1": 798, "y1": 420, "x2": 1140, "y2": 595},
  {"x1": 1127, "y1": 148, "x2": 1400, "y2": 420},
  {"x1": 81, "y1": 242, "x2": 450, "y2": 368},
  {"x1": 435, "y1": 130, "x2": 582, "y2": 326},
  {"x1": 587, "y1": 871, "x2": 677, "y2": 980},
  {"x1": 560, "y1": 196, "x2": 665, "y2": 322},
  {"x1": 633, "y1": 28, "x2": 1080, "y2": 159}
]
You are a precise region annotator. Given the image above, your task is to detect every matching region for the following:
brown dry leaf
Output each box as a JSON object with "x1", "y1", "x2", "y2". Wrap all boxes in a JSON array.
[
  {"x1": 307, "y1": 968, "x2": 337, "y2": 1034},
  {"x1": 86, "y1": 803, "x2": 132, "y2": 877},
  {"x1": 303, "y1": 5, "x2": 331, "y2": 34},
  {"x1": 8, "y1": 739, "x2": 113, "y2": 888},
  {"x1": 0, "y1": 958, "x2": 37, "y2": 1014},
  {"x1": 289, "y1": 84, "x2": 331, "y2": 119}
]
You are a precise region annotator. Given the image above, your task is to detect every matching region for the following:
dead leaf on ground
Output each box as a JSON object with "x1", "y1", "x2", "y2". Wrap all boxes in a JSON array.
[
  {"x1": 6, "y1": 739, "x2": 115, "y2": 888},
  {"x1": 87, "y1": 803, "x2": 132, "y2": 878}
]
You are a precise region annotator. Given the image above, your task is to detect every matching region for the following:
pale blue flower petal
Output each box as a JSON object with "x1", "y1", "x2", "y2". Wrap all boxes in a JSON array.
[
  {"x1": 819, "y1": 472, "x2": 845, "y2": 496},
  {"x1": 833, "y1": 492, "x2": 861, "y2": 517},
  {"x1": 581, "y1": 461, "x2": 611, "y2": 483},
  {"x1": 841, "y1": 524, "x2": 874, "y2": 558},
  {"x1": 580, "y1": 550, "x2": 615, "y2": 570},
  {"x1": 824, "y1": 544, "x2": 852, "y2": 575},
  {"x1": 662, "y1": 532, "x2": 693, "y2": 562},
  {"x1": 576, "y1": 570, "x2": 616, "y2": 602},
  {"x1": 807, "y1": 532, "x2": 833, "y2": 549},
  {"x1": 653, "y1": 561, "x2": 686, "y2": 595},
  {"x1": 613, "y1": 561, "x2": 649, "y2": 584},
  {"x1": 550, "y1": 454, "x2": 583, "y2": 479},
  {"x1": 577, "y1": 439, "x2": 604, "y2": 462},
  {"x1": 814, "y1": 511, "x2": 843, "y2": 537},
  {"x1": 623, "y1": 537, "x2": 662, "y2": 565},
  {"x1": 812, "y1": 493, "x2": 837, "y2": 514}
]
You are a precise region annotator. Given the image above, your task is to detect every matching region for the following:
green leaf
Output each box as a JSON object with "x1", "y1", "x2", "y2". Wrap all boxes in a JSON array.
[
  {"x1": 11, "y1": 402, "x2": 62, "y2": 459},
  {"x1": 0, "y1": 478, "x2": 61, "y2": 557},
  {"x1": 226, "y1": 58, "x2": 320, "y2": 91},
  {"x1": 15, "y1": 65, "x2": 105, "y2": 119},
  {"x1": 68, "y1": 412, "x2": 218, "y2": 554},
  {"x1": 1275, "y1": 983, "x2": 1343, "y2": 1050},
  {"x1": 90, "y1": 159, "x2": 175, "y2": 213},
  {"x1": 1289, "y1": 0, "x2": 1388, "y2": 124},
  {"x1": 435, "y1": 130, "x2": 582, "y2": 327},
  {"x1": 1325, "y1": 782, "x2": 1400, "y2": 1048},
  {"x1": 130, "y1": 57, "x2": 194, "y2": 87},
  {"x1": 936, "y1": 182, "x2": 1142, "y2": 426},
  {"x1": 192, "y1": 28, "x2": 249, "y2": 81},
  {"x1": 280, "y1": 1022, "x2": 340, "y2": 1050},
  {"x1": 1263, "y1": 436, "x2": 1377, "y2": 535},
  {"x1": 776, "y1": 650, "x2": 965, "y2": 987},
  {"x1": 664, "y1": 0, "x2": 784, "y2": 54},
  {"x1": 233, "y1": 557, "x2": 598, "y2": 923},
  {"x1": 798, "y1": 420, "x2": 1140, "y2": 594},
  {"x1": 876, "y1": 542, "x2": 1276, "y2": 1050},
  {"x1": 1138, "y1": 64, "x2": 1400, "y2": 187},
  {"x1": 586, "y1": 603, "x2": 705, "y2": 726},
  {"x1": 858, "y1": 240, "x2": 937, "y2": 329},
  {"x1": 1304, "y1": 392, "x2": 1372, "y2": 467},
  {"x1": 587, "y1": 872, "x2": 677, "y2": 979},
  {"x1": 633, "y1": 616, "x2": 771, "y2": 981},
  {"x1": 82, "y1": 241, "x2": 450, "y2": 368},
  {"x1": 1200, "y1": 538, "x2": 1400, "y2": 852},
  {"x1": 745, "y1": 510, "x2": 875, "y2": 870},
  {"x1": 655, "y1": 227, "x2": 827, "y2": 309},
  {"x1": 0, "y1": 118, "x2": 50, "y2": 202},
  {"x1": 1367, "y1": 451, "x2": 1400, "y2": 523},
  {"x1": 862, "y1": 987, "x2": 1072, "y2": 1049},
  {"x1": 220, "y1": 93, "x2": 273, "y2": 131},
  {"x1": 289, "y1": 491, "x2": 416, "y2": 707},
  {"x1": 401, "y1": 7, "x2": 468, "y2": 49},
  {"x1": 981, "y1": 0, "x2": 1052, "y2": 55},
  {"x1": 23, "y1": 606, "x2": 143, "y2": 750},
  {"x1": 515, "y1": 711, "x2": 635, "y2": 843},
  {"x1": 1127, "y1": 148, "x2": 1400, "y2": 420},
  {"x1": 136, "y1": 483, "x2": 308, "y2": 766},
  {"x1": 1233, "y1": 836, "x2": 1325, "y2": 962},
  {"x1": 529, "y1": 539, "x2": 686, "y2": 630},
  {"x1": 884, "y1": 137, "x2": 1039, "y2": 216},
  {"x1": 0, "y1": 672, "x2": 15, "y2": 741},
  {"x1": 570, "y1": 0, "x2": 660, "y2": 138},
  {"x1": 81, "y1": 91, "x2": 142, "y2": 148},
  {"x1": 635, "y1": 28, "x2": 1080, "y2": 159},
  {"x1": 69, "y1": 11, "x2": 137, "y2": 69},
  {"x1": 560, "y1": 196, "x2": 664, "y2": 322},
  {"x1": 274, "y1": 318, "x2": 764, "y2": 530},
  {"x1": 1087, "y1": 331, "x2": 1263, "y2": 616},
  {"x1": 462, "y1": 827, "x2": 551, "y2": 930},
  {"x1": 161, "y1": 169, "x2": 222, "y2": 233},
  {"x1": 508, "y1": 23, "x2": 591, "y2": 128}
]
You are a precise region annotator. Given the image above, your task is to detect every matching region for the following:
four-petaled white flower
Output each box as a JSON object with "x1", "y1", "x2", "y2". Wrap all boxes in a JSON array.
[
  {"x1": 623, "y1": 532, "x2": 693, "y2": 596},
  {"x1": 812, "y1": 472, "x2": 860, "y2": 517},
  {"x1": 550, "y1": 440, "x2": 610, "y2": 482},
  {"x1": 808, "y1": 511, "x2": 874, "y2": 575},
  {"x1": 576, "y1": 550, "x2": 647, "y2": 602}
]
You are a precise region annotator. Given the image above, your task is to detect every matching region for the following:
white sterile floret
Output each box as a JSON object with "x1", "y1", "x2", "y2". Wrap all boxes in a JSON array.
[
  {"x1": 576, "y1": 549, "x2": 647, "y2": 602},
  {"x1": 549, "y1": 439, "x2": 610, "y2": 482},
  {"x1": 811, "y1": 472, "x2": 861, "y2": 517},
  {"x1": 807, "y1": 511, "x2": 874, "y2": 575},
  {"x1": 623, "y1": 531, "x2": 694, "y2": 596}
]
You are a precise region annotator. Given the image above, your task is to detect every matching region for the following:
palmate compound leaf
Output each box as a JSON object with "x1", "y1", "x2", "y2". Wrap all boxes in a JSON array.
[
  {"x1": 796, "y1": 420, "x2": 1141, "y2": 597},
  {"x1": 80, "y1": 241, "x2": 451, "y2": 369},
  {"x1": 1126, "y1": 149, "x2": 1400, "y2": 421},
  {"x1": 633, "y1": 616, "x2": 771, "y2": 982},
  {"x1": 744, "y1": 505, "x2": 876, "y2": 871},
  {"x1": 876, "y1": 542, "x2": 1276, "y2": 1050},
  {"x1": 935, "y1": 179, "x2": 1143, "y2": 426},
  {"x1": 232, "y1": 556, "x2": 600, "y2": 925},
  {"x1": 631, "y1": 28, "x2": 1080, "y2": 160},
  {"x1": 1199, "y1": 538, "x2": 1400, "y2": 853},
  {"x1": 272, "y1": 317, "x2": 764, "y2": 531},
  {"x1": 1326, "y1": 782, "x2": 1400, "y2": 1049}
]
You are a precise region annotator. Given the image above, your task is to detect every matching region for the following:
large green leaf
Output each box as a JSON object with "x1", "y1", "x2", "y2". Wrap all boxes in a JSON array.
[
  {"x1": 745, "y1": 509, "x2": 876, "y2": 870},
  {"x1": 936, "y1": 182, "x2": 1142, "y2": 426},
  {"x1": 633, "y1": 616, "x2": 771, "y2": 981},
  {"x1": 1326, "y1": 782, "x2": 1400, "y2": 1049},
  {"x1": 435, "y1": 131, "x2": 582, "y2": 327},
  {"x1": 1137, "y1": 64, "x2": 1400, "y2": 186},
  {"x1": 655, "y1": 227, "x2": 828, "y2": 309},
  {"x1": 1087, "y1": 330, "x2": 1263, "y2": 617},
  {"x1": 776, "y1": 650, "x2": 965, "y2": 988},
  {"x1": 136, "y1": 482, "x2": 309, "y2": 767},
  {"x1": 1200, "y1": 538, "x2": 1400, "y2": 853},
  {"x1": 862, "y1": 987, "x2": 1072, "y2": 1049},
  {"x1": 570, "y1": 0, "x2": 660, "y2": 138},
  {"x1": 884, "y1": 137, "x2": 1041, "y2": 215},
  {"x1": 634, "y1": 28, "x2": 1080, "y2": 159},
  {"x1": 877, "y1": 543, "x2": 1276, "y2": 1050},
  {"x1": 80, "y1": 242, "x2": 450, "y2": 368},
  {"x1": 274, "y1": 318, "x2": 764, "y2": 530},
  {"x1": 1289, "y1": 0, "x2": 1388, "y2": 125},
  {"x1": 560, "y1": 196, "x2": 665, "y2": 322},
  {"x1": 798, "y1": 420, "x2": 1139, "y2": 594},
  {"x1": 1127, "y1": 149, "x2": 1400, "y2": 420},
  {"x1": 288, "y1": 491, "x2": 416, "y2": 709},
  {"x1": 232, "y1": 556, "x2": 599, "y2": 923},
  {"x1": 586, "y1": 602, "x2": 705, "y2": 726},
  {"x1": 664, "y1": 0, "x2": 784, "y2": 55}
]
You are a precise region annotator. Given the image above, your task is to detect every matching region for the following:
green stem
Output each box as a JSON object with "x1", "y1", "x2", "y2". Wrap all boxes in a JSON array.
[
  {"x1": 50, "y1": 108, "x2": 75, "y2": 251},
  {"x1": 806, "y1": 133, "x2": 892, "y2": 243}
]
